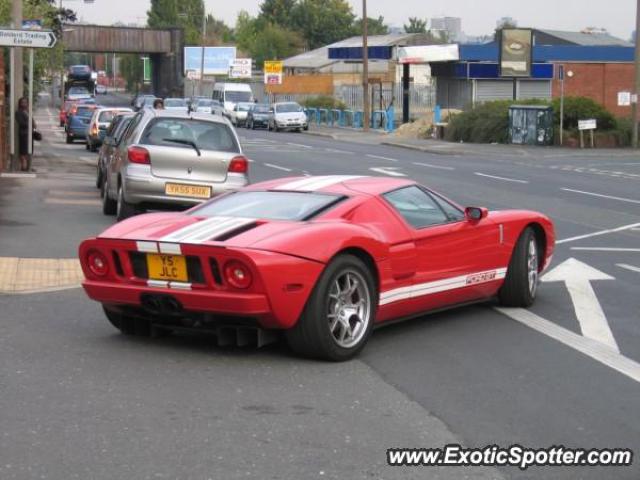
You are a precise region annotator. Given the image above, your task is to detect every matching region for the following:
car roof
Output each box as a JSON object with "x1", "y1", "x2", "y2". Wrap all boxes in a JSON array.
[
  {"x1": 247, "y1": 175, "x2": 414, "y2": 196},
  {"x1": 147, "y1": 109, "x2": 230, "y2": 125}
]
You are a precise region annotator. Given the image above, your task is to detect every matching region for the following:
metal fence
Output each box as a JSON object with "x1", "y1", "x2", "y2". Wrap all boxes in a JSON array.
[{"x1": 336, "y1": 83, "x2": 435, "y2": 120}]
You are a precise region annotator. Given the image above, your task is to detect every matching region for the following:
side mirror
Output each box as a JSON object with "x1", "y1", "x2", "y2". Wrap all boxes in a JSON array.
[{"x1": 465, "y1": 206, "x2": 489, "y2": 222}]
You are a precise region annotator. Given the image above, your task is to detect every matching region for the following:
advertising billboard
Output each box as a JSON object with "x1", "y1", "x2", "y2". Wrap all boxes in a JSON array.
[
  {"x1": 184, "y1": 46, "x2": 236, "y2": 76},
  {"x1": 499, "y1": 29, "x2": 532, "y2": 77},
  {"x1": 230, "y1": 58, "x2": 252, "y2": 78},
  {"x1": 264, "y1": 60, "x2": 283, "y2": 85}
]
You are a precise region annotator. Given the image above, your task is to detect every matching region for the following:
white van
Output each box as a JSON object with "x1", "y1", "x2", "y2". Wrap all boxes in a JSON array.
[{"x1": 212, "y1": 83, "x2": 254, "y2": 116}]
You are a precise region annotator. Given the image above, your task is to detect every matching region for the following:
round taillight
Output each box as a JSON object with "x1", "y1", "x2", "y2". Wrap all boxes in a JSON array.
[
  {"x1": 224, "y1": 260, "x2": 253, "y2": 289},
  {"x1": 87, "y1": 250, "x2": 109, "y2": 277}
]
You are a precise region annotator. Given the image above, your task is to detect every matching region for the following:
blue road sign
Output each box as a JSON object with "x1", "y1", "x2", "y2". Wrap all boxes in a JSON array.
[{"x1": 184, "y1": 46, "x2": 236, "y2": 76}]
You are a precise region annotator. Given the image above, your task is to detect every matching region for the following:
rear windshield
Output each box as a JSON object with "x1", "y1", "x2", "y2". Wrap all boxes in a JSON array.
[
  {"x1": 253, "y1": 105, "x2": 270, "y2": 113},
  {"x1": 140, "y1": 118, "x2": 239, "y2": 153},
  {"x1": 69, "y1": 87, "x2": 89, "y2": 95},
  {"x1": 192, "y1": 191, "x2": 343, "y2": 221},
  {"x1": 225, "y1": 91, "x2": 251, "y2": 103},
  {"x1": 196, "y1": 99, "x2": 213, "y2": 107},
  {"x1": 165, "y1": 99, "x2": 187, "y2": 107},
  {"x1": 99, "y1": 111, "x2": 117, "y2": 122},
  {"x1": 76, "y1": 107, "x2": 95, "y2": 117},
  {"x1": 237, "y1": 103, "x2": 252, "y2": 111},
  {"x1": 276, "y1": 103, "x2": 303, "y2": 113}
]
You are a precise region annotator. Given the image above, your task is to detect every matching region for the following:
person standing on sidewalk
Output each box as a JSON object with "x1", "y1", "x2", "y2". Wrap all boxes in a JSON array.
[{"x1": 15, "y1": 97, "x2": 36, "y2": 172}]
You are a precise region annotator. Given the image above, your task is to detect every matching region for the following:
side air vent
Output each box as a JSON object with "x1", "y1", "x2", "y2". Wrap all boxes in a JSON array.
[{"x1": 212, "y1": 222, "x2": 259, "y2": 242}]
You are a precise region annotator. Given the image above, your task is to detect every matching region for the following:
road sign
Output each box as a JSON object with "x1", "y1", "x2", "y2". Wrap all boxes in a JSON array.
[
  {"x1": 0, "y1": 28, "x2": 56, "y2": 48},
  {"x1": 578, "y1": 119, "x2": 597, "y2": 131},
  {"x1": 230, "y1": 58, "x2": 252, "y2": 79},
  {"x1": 264, "y1": 60, "x2": 283, "y2": 85},
  {"x1": 618, "y1": 91, "x2": 632, "y2": 107},
  {"x1": 142, "y1": 57, "x2": 151, "y2": 83}
]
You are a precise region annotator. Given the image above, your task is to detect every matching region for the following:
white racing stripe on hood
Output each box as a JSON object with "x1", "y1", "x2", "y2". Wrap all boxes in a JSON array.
[
  {"x1": 274, "y1": 175, "x2": 364, "y2": 192},
  {"x1": 160, "y1": 216, "x2": 256, "y2": 244}
]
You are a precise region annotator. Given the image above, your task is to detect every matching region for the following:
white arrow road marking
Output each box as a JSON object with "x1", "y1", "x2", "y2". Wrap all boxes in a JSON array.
[
  {"x1": 617, "y1": 264, "x2": 640, "y2": 274},
  {"x1": 474, "y1": 172, "x2": 529, "y2": 184},
  {"x1": 495, "y1": 307, "x2": 640, "y2": 384},
  {"x1": 556, "y1": 222, "x2": 640, "y2": 244},
  {"x1": 369, "y1": 167, "x2": 406, "y2": 177},
  {"x1": 542, "y1": 258, "x2": 618, "y2": 352}
]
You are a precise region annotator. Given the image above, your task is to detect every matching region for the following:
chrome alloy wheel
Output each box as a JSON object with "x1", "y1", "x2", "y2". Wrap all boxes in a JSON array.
[
  {"x1": 527, "y1": 238, "x2": 539, "y2": 297},
  {"x1": 327, "y1": 270, "x2": 371, "y2": 349}
]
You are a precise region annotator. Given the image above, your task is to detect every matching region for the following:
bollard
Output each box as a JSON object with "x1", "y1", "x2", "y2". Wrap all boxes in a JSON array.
[{"x1": 385, "y1": 106, "x2": 395, "y2": 133}]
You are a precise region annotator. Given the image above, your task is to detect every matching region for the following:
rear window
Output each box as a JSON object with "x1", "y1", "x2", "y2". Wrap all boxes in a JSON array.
[
  {"x1": 237, "y1": 103, "x2": 252, "y2": 111},
  {"x1": 99, "y1": 111, "x2": 117, "y2": 122},
  {"x1": 196, "y1": 99, "x2": 213, "y2": 107},
  {"x1": 165, "y1": 99, "x2": 187, "y2": 107},
  {"x1": 191, "y1": 191, "x2": 344, "y2": 221},
  {"x1": 276, "y1": 103, "x2": 303, "y2": 113},
  {"x1": 253, "y1": 105, "x2": 270, "y2": 113},
  {"x1": 140, "y1": 119, "x2": 239, "y2": 153},
  {"x1": 69, "y1": 87, "x2": 89, "y2": 95},
  {"x1": 76, "y1": 107, "x2": 95, "y2": 117}
]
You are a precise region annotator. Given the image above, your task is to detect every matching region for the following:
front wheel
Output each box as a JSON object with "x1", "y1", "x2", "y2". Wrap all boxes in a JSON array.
[
  {"x1": 286, "y1": 254, "x2": 376, "y2": 361},
  {"x1": 499, "y1": 227, "x2": 540, "y2": 308}
]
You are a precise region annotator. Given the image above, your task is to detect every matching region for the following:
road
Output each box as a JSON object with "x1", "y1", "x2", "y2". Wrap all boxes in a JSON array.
[{"x1": 1, "y1": 92, "x2": 638, "y2": 479}]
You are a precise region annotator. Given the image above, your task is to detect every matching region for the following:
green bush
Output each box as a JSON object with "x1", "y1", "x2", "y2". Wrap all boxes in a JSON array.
[
  {"x1": 550, "y1": 96, "x2": 616, "y2": 130},
  {"x1": 302, "y1": 95, "x2": 347, "y2": 111}
]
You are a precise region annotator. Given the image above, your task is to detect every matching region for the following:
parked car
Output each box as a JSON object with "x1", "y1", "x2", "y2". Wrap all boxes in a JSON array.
[
  {"x1": 66, "y1": 104, "x2": 98, "y2": 144},
  {"x1": 102, "y1": 110, "x2": 249, "y2": 221},
  {"x1": 86, "y1": 107, "x2": 133, "y2": 152},
  {"x1": 79, "y1": 175, "x2": 555, "y2": 360},
  {"x1": 190, "y1": 98, "x2": 223, "y2": 115},
  {"x1": 164, "y1": 98, "x2": 189, "y2": 113},
  {"x1": 188, "y1": 96, "x2": 209, "y2": 111},
  {"x1": 268, "y1": 102, "x2": 308, "y2": 132},
  {"x1": 95, "y1": 84, "x2": 107, "y2": 95},
  {"x1": 96, "y1": 112, "x2": 135, "y2": 194},
  {"x1": 59, "y1": 100, "x2": 74, "y2": 127},
  {"x1": 246, "y1": 104, "x2": 272, "y2": 130},
  {"x1": 132, "y1": 94, "x2": 157, "y2": 111},
  {"x1": 66, "y1": 85, "x2": 93, "y2": 101},
  {"x1": 228, "y1": 102, "x2": 253, "y2": 127}
]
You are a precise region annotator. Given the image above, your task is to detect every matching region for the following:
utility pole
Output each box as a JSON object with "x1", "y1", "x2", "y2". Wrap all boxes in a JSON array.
[
  {"x1": 199, "y1": 14, "x2": 207, "y2": 97},
  {"x1": 633, "y1": 0, "x2": 640, "y2": 147},
  {"x1": 362, "y1": 0, "x2": 369, "y2": 131},
  {"x1": 11, "y1": 0, "x2": 23, "y2": 171}
]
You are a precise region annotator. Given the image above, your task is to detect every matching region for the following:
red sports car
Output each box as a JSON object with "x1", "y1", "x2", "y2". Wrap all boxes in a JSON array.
[{"x1": 79, "y1": 176, "x2": 555, "y2": 360}]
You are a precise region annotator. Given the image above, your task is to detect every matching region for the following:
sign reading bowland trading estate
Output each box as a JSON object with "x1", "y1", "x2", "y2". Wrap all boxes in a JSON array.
[
  {"x1": 264, "y1": 60, "x2": 283, "y2": 85},
  {"x1": 578, "y1": 119, "x2": 597, "y2": 131},
  {"x1": 230, "y1": 58, "x2": 252, "y2": 79},
  {"x1": 499, "y1": 28, "x2": 532, "y2": 77},
  {"x1": 0, "y1": 28, "x2": 56, "y2": 48}
]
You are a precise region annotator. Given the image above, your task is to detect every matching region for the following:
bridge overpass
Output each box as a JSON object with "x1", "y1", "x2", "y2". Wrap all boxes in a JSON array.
[{"x1": 62, "y1": 24, "x2": 184, "y2": 96}]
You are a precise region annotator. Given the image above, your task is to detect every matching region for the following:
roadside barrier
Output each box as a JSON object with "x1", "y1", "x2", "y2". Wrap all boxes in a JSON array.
[{"x1": 304, "y1": 106, "x2": 395, "y2": 133}]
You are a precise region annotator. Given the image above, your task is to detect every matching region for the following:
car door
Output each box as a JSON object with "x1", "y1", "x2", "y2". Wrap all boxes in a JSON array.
[{"x1": 382, "y1": 185, "x2": 502, "y2": 312}]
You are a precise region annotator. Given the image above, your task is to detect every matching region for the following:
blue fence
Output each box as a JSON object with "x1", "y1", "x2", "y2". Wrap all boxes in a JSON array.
[{"x1": 304, "y1": 107, "x2": 395, "y2": 133}]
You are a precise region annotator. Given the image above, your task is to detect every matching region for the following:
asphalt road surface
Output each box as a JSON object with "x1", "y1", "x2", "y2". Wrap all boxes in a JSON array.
[{"x1": 1, "y1": 93, "x2": 638, "y2": 479}]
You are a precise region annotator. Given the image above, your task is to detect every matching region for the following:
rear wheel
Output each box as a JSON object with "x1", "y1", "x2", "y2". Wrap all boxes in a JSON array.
[
  {"x1": 102, "y1": 178, "x2": 117, "y2": 215},
  {"x1": 103, "y1": 306, "x2": 150, "y2": 336},
  {"x1": 95, "y1": 166, "x2": 103, "y2": 189},
  {"x1": 286, "y1": 254, "x2": 376, "y2": 361},
  {"x1": 499, "y1": 227, "x2": 540, "y2": 307},
  {"x1": 66, "y1": 135, "x2": 72, "y2": 144},
  {"x1": 116, "y1": 184, "x2": 140, "y2": 221}
]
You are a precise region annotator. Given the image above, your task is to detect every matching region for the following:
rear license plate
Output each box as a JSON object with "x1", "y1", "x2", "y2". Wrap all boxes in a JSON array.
[
  {"x1": 146, "y1": 254, "x2": 188, "y2": 282},
  {"x1": 165, "y1": 183, "x2": 211, "y2": 199}
]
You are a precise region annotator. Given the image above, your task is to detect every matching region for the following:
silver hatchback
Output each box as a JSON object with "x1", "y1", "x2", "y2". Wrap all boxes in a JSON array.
[{"x1": 102, "y1": 110, "x2": 249, "y2": 221}]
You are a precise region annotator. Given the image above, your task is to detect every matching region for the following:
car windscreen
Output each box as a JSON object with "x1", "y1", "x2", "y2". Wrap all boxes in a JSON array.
[
  {"x1": 276, "y1": 103, "x2": 303, "y2": 113},
  {"x1": 237, "y1": 103, "x2": 252, "y2": 111},
  {"x1": 191, "y1": 191, "x2": 344, "y2": 221},
  {"x1": 98, "y1": 111, "x2": 117, "y2": 122},
  {"x1": 140, "y1": 118, "x2": 240, "y2": 153},
  {"x1": 165, "y1": 99, "x2": 187, "y2": 107},
  {"x1": 225, "y1": 91, "x2": 251, "y2": 103},
  {"x1": 253, "y1": 105, "x2": 270, "y2": 114}
]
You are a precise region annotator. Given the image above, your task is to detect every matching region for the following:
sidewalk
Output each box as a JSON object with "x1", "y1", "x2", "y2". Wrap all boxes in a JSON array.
[{"x1": 303, "y1": 125, "x2": 638, "y2": 158}]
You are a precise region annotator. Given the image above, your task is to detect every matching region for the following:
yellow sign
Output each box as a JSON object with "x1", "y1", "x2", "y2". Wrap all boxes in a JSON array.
[{"x1": 264, "y1": 60, "x2": 283, "y2": 74}]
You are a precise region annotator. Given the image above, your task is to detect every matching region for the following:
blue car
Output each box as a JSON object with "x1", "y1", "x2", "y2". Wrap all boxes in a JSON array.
[{"x1": 66, "y1": 104, "x2": 97, "y2": 144}]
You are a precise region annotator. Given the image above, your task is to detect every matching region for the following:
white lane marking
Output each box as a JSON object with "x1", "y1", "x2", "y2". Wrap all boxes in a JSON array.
[
  {"x1": 369, "y1": 167, "x2": 406, "y2": 177},
  {"x1": 1, "y1": 172, "x2": 37, "y2": 178},
  {"x1": 264, "y1": 163, "x2": 292, "y2": 172},
  {"x1": 561, "y1": 188, "x2": 640, "y2": 205},
  {"x1": 380, "y1": 268, "x2": 507, "y2": 305},
  {"x1": 571, "y1": 247, "x2": 640, "y2": 252},
  {"x1": 136, "y1": 241, "x2": 159, "y2": 253},
  {"x1": 413, "y1": 162, "x2": 455, "y2": 171},
  {"x1": 474, "y1": 172, "x2": 529, "y2": 184},
  {"x1": 325, "y1": 148, "x2": 354, "y2": 154},
  {"x1": 366, "y1": 154, "x2": 398, "y2": 162},
  {"x1": 557, "y1": 222, "x2": 640, "y2": 244},
  {"x1": 286, "y1": 142, "x2": 313, "y2": 149},
  {"x1": 617, "y1": 264, "x2": 640, "y2": 274},
  {"x1": 496, "y1": 307, "x2": 640, "y2": 384},
  {"x1": 542, "y1": 258, "x2": 618, "y2": 352}
]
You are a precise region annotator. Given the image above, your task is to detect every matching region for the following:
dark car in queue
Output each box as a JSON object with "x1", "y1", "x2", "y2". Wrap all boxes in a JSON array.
[
  {"x1": 66, "y1": 104, "x2": 99, "y2": 144},
  {"x1": 97, "y1": 112, "x2": 135, "y2": 196},
  {"x1": 246, "y1": 104, "x2": 272, "y2": 130}
]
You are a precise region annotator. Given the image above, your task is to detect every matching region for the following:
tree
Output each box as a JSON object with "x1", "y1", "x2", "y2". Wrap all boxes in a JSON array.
[
  {"x1": 251, "y1": 23, "x2": 304, "y2": 67},
  {"x1": 234, "y1": 10, "x2": 258, "y2": 54},
  {"x1": 353, "y1": 16, "x2": 388, "y2": 36},
  {"x1": 119, "y1": 54, "x2": 144, "y2": 92},
  {"x1": 147, "y1": 0, "x2": 205, "y2": 45},
  {"x1": 205, "y1": 14, "x2": 234, "y2": 45},
  {"x1": 290, "y1": 0, "x2": 355, "y2": 49},
  {"x1": 404, "y1": 17, "x2": 427, "y2": 34},
  {"x1": 259, "y1": 0, "x2": 296, "y2": 28}
]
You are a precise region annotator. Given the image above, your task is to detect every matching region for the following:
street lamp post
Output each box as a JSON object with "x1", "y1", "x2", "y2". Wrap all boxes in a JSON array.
[
  {"x1": 633, "y1": 0, "x2": 640, "y2": 147},
  {"x1": 362, "y1": 0, "x2": 369, "y2": 132},
  {"x1": 199, "y1": 15, "x2": 207, "y2": 97}
]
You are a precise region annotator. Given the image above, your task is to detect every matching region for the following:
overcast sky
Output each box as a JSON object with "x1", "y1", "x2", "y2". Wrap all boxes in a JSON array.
[{"x1": 71, "y1": 0, "x2": 635, "y2": 39}]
